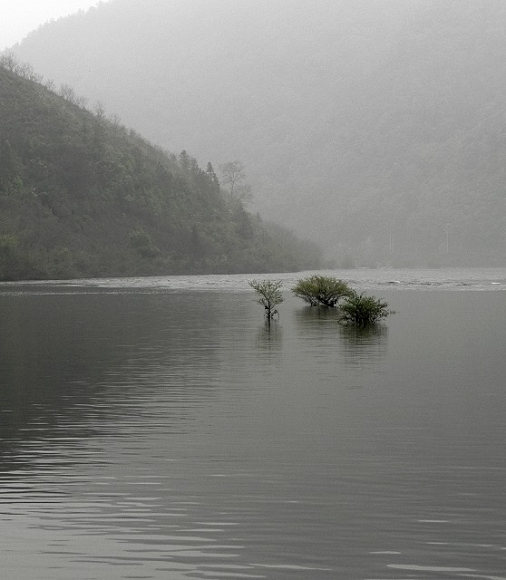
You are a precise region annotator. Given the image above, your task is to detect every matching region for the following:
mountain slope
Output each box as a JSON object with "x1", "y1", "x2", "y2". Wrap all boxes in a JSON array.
[
  {"x1": 0, "y1": 65, "x2": 321, "y2": 280},
  {"x1": 10, "y1": 0, "x2": 506, "y2": 265}
]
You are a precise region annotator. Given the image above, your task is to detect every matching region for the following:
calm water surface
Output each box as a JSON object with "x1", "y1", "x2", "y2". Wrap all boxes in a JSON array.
[{"x1": 0, "y1": 268, "x2": 505, "y2": 579}]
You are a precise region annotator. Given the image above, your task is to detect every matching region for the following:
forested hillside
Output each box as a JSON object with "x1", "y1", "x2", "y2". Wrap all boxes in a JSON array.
[
  {"x1": 9, "y1": 0, "x2": 506, "y2": 266},
  {"x1": 0, "y1": 65, "x2": 321, "y2": 280}
]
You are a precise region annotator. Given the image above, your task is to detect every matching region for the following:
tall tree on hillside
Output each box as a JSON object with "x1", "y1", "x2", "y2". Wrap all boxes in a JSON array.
[
  {"x1": 206, "y1": 162, "x2": 219, "y2": 184},
  {"x1": 219, "y1": 161, "x2": 253, "y2": 207},
  {"x1": 179, "y1": 150, "x2": 190, "y2": 172},
  {"x1": 205, "y1": 162, "x2": 220, "y2": 195}
]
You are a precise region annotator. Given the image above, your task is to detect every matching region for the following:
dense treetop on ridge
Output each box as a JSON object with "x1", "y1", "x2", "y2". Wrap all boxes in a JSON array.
[{"x1": 8, "y1": 0, "x2": 506, "y2": 266}]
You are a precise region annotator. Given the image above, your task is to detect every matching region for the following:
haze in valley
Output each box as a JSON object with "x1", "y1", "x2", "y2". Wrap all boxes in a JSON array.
[{"x1": 8, "y1": 0, "x2": 506, "y2": 266}]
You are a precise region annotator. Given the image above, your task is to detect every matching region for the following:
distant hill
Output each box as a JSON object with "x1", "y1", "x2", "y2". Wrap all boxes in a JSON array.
[
  {"x1": 0, "y1": 64, "x2": 321, "y2": 280},
  {"x1": 9, "y1": 0, "x2": 506, "y2": 266}
]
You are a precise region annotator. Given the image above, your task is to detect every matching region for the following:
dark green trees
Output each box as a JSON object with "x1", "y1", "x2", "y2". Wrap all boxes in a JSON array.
[{"x1": 0, "y1": 63, "x2": 322, "y2": 280}]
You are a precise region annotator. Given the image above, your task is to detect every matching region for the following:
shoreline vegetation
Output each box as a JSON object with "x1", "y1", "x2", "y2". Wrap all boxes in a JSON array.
[{"x1": 0, "y1": 55, "x2": 322, "y2": 281}]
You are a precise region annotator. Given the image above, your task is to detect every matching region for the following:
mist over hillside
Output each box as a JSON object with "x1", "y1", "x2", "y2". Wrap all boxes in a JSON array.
[
  {"x1": 0, "y1": 64, "x2": 321, "y2": 280},
  {"x1": 11, "y1": 0, "x2": 506, "y2": 266}
]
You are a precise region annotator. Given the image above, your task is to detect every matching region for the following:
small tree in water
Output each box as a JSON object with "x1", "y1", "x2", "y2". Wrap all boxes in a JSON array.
[
  {"x1": 339, "y1": 292, "x2": 389, "y2": 326},
  {"x1": 292, "y1": 275, "x2": 354, "y2": 307},
  {"x1": 249, "y1": 279, "x2": 284, "y2": 319}
]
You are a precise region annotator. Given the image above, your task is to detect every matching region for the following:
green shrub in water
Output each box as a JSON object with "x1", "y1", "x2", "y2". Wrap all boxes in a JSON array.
[
  {"x1": 339, "y1": 292, "x2": 389, "y2": 326},
  {"x1": 292, "y1": 275, "x2": 354, "y2": 307}
]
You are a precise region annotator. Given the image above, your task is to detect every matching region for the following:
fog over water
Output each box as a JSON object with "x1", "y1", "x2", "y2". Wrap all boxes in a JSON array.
[{"x1": 1, "y1": 268, "x2": 505, "y2": 579}]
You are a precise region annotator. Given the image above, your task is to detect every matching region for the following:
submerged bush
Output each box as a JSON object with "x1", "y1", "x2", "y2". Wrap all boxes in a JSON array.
[
  {"x1": 249, "y1": 279, "x2": 284, "y2": 319},
  {"x1": 339, "y1": 292, "x2": 389, "y2": 326},
  {"x1": 292, "y1": 275, "x2": 354, "y2": 307}
]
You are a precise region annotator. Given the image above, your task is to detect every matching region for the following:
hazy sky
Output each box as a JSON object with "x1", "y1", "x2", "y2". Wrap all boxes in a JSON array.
[{"x1": 0, "y1": 0, "x2": 103, "y2": 50}]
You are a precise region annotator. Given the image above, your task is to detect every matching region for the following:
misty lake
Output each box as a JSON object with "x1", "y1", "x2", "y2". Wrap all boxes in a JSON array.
[{"x1": 1, "y1": 268, "x2": 505, "y2": 580}]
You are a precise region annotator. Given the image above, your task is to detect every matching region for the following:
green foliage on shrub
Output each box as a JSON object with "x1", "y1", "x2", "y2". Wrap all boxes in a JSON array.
[
  {"x1": 249, "y1": 279, "x2": 284, "y2": 319},
  {"x1": 338, "y1": 292, "x2": 389, "y2": 326},
  {"x1": 291, "y1": 275, "x2": 354, "y2": 307}
]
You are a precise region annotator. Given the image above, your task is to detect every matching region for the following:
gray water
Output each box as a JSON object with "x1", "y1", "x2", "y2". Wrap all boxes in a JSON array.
[{"x1": 1, "y1": 268, "x2": 505, "y2": 579}]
